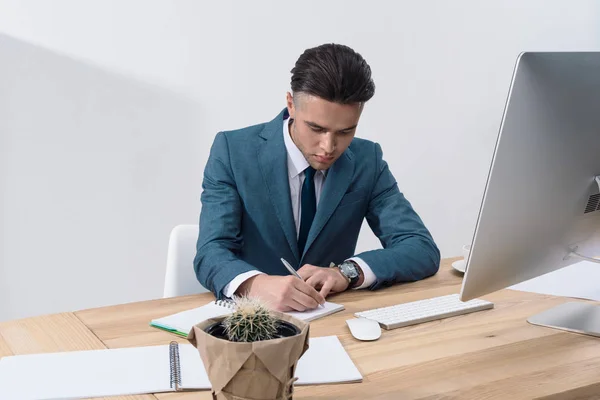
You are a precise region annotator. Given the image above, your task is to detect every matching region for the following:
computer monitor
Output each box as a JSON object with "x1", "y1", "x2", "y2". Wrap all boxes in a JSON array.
[{"x1": 459, "y1": 52, "x2": 600, "y2": 335}]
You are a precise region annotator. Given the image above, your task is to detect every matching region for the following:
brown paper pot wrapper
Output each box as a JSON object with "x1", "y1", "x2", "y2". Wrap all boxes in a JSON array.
[{"x1": 187, "y1": 310, "x2": 310, "y2": 400}]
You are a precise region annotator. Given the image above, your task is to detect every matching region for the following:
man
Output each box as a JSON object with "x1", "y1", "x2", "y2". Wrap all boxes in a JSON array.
[{"x1": 194, "y1": 43, "x2": 440, "y2": 312}]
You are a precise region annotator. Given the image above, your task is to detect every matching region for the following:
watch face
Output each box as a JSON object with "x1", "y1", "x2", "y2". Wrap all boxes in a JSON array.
[{"x1": 341, "y1": 262, "x2": 359, "y2": 279}]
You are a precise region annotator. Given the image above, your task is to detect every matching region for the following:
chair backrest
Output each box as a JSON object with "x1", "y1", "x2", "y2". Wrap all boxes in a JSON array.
[{"x1": 163, "y1": 224, "x2": 208, "y2": 298}]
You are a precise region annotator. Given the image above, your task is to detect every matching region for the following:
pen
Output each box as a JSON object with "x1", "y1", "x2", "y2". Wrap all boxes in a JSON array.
[{"x1": 280, "y1": 258, "x2": 302, "y2": 279}]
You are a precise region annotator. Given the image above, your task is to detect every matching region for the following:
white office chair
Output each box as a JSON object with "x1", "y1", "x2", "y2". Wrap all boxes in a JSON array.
[{"x1": 163, "y1": 224, "x2": 209, "y2": 298}]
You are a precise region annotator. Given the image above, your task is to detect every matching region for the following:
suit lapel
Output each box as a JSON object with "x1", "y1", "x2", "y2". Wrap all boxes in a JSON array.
[
  {"x1": 257, "y1": 111, "x2": 300, "y2": 262},
  {"x1": 302, "y1": 149, "x2": 355, "y2": 259}
]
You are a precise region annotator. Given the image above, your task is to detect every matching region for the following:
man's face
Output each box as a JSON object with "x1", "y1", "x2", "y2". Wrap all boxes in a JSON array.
[{"x1": 286, "y1": 92, "x2": 362, "y2": 170}]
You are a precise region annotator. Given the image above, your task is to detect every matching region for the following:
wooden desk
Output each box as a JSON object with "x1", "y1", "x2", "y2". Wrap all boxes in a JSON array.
[{"x1": 1, "y1": 258, "x2": 599, "y2": 400}]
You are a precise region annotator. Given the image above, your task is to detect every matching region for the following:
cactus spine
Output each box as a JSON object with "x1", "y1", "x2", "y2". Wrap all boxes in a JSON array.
[{"x1": 222, "y1": 297, "x2": 278, "y2": 342}]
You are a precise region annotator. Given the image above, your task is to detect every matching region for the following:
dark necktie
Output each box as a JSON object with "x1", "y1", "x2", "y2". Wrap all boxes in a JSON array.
[{"x1": 298, "y1": 166, "x2": 316, "y2": 255}]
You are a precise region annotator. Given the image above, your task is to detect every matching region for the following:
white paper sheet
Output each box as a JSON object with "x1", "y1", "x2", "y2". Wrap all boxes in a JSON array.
[
  {"x1": 295, "y1": 335, "x2": 362, "y2": 385},
  {"x1": 509, "y1": 261, "x2": 600, "y2": 301}
]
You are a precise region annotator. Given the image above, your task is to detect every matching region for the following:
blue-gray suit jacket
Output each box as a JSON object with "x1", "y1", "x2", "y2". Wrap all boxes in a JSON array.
[{"x1": 194, "y1": 109, "x2": 440, "y2": 299}]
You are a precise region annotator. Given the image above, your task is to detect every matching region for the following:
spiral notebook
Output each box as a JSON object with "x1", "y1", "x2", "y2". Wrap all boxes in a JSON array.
[
  {"x1": 151, "y1": 299, "x2": 345, "y2": 337},
  {"x1": 0, "y1": 336, "x2": 362, "y2": 399},
  {"x1": 0, "y1": 341, "x2": 209, "y2": 399}
]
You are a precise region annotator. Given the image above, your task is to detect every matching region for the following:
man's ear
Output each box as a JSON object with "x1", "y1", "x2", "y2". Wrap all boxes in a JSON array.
[{"x1": 286, "y1": 92, "x2": 295, "y2": 119}]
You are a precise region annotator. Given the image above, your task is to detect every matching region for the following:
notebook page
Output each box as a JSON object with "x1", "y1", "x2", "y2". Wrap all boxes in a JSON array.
[
  {"x1": 286, "y1": 302, "x2": 345, "y2": 322},
  {"x1": 0, "y1": 345, "x2": 174, "y2": 400},
  {"x1": 295, "y1": 336, "x2": 363, "y2": 385},
  {"x1": 178, "y1": 344, "x2": 211, "y2": 389},
  {"x1": 151, "y1": 302, "x2": 234, "y2": 335}
]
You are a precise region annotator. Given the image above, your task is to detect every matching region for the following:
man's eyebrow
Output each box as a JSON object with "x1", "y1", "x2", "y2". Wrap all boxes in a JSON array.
[
  {"x1": 305, "y1": 121, "x2": 358, "y2": 131},
  {"x1": 305, "y1": 121, "x2": 325, "y2": 129},
  {"x1": 339, "y1": 124, "x2": 358, "y2": 131}
]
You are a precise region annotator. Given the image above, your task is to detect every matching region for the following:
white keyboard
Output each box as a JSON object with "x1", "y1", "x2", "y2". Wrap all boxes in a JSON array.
[{"x1": 354, "y1": 294, "x2": 494, "y2": 330}]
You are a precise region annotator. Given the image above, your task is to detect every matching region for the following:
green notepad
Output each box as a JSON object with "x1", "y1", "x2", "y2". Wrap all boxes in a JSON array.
[{"x1": 149, "y1": 321, "x2": 189, "y2": 337}]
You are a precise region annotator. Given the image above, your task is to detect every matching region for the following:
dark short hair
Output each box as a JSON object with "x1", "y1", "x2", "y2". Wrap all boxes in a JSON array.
[{"x1": 290, "y1": 43, "x2": 375, "y2": 104}]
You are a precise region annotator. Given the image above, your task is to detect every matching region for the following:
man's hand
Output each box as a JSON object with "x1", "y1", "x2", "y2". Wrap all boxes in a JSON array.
[
  {"x1": 235, "y1": 274, "x2": 325, "y2": 312},
  {"x1": 297, "y1": 264, "x2": 349, "y2": 298}
]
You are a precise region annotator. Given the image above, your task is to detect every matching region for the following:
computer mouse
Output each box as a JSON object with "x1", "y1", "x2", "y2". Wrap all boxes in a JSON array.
[{"x1": 346, "y1": 317, "x2": 381, "y2": 341}]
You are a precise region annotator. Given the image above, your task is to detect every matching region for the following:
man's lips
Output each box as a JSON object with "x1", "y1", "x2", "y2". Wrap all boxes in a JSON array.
[{"x1": 315, "y1": 155, "x2": 334, "y2": 163}]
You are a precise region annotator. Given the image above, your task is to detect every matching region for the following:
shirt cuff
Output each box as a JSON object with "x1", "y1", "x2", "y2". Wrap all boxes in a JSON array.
[
  {"x1": 347, "y1": 257, "x2": 376, "y2": 289},
  {"x1": 222, "y1": 270, "x2": 265, "y2": 298}
]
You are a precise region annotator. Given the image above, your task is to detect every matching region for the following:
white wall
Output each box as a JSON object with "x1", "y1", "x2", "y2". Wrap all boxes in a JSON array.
[{"x1": 1, "y1": 0, "x2": 598, "y2": 322}]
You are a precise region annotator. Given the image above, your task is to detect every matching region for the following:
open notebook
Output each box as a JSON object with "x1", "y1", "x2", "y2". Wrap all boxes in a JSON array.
[
  {"x1": 151, "y1": 299, "x2": 345, "y2": 337},
  {"x1": 0, "y1": 342, "x2": 208, "y2": 399},
  {"x1": 0, "y1": 336, "x2": 362, "y2": 400}
]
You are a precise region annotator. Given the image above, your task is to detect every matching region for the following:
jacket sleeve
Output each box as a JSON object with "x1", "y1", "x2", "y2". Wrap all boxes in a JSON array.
[
  {"x1": 353, "y1": 142, "x2": 441, "y2": 288},
  {"x1": 193, "y1": 132, "x2": 258, "y2": 298}
]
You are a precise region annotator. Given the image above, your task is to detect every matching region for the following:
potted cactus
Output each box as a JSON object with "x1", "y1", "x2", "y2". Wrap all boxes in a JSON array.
[
  {"x1": 187, "y1": 297, "x2": 310, "y2": 400},
  {"x1": 205, "y1": 297, "x2": 301, "y2": 342}
]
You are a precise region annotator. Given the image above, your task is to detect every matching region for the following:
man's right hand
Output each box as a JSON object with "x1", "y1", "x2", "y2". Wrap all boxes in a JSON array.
[{"x1": 235, "y1": 274, "x2": 326, "y2": 312}]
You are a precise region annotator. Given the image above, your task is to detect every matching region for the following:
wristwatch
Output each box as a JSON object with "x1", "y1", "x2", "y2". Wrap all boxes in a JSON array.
[{"x1": 336, "y1": 260, "x2": 361, "y2": 288}]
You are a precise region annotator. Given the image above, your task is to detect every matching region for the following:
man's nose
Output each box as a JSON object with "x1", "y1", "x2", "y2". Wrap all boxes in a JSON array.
[{"x1": 321, "y1": 132, "x2": 336, "y2": 154}]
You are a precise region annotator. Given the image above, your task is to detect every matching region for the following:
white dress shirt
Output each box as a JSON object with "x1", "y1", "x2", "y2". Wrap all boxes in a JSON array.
[{"x1": 222, "y1": 118, "x2": 376, "y2": 297}]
